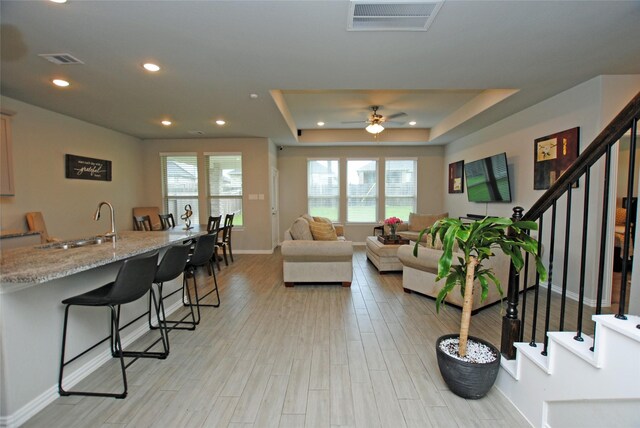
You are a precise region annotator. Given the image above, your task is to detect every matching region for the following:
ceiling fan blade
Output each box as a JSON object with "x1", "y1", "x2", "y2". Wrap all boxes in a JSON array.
[
  {"x1": 385, "y1": 112, "x2": 408, "y2": 120},
  {"x1": 384, "y1": 120, "x2": 406, "y2": 125},
  {"x1": 341, "y1": 120, "x2": 368, "y2": 124}
]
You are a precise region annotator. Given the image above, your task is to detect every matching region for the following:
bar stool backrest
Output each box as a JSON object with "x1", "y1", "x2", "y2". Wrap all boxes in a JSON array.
[
  {"x1": 188, "y1": 234, "x2": 217, "y2": 267},
  {"x1": 159, "y1": 213, "x2": 176, "y2": 230},
  {"x1": 207, "y1": 215, "x2": 222, "y2": 235},
  {"x1": 155, "y1": 243, "x2": 191, "y2": 283},
  {"x1": 109, "y1": 252, "x2": 159, "y2": 305}
]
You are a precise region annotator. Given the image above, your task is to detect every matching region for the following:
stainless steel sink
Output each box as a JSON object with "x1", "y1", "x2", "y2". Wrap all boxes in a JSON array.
[{"x1": 39, "y1": 236, "x2": 112, "y2": 250}]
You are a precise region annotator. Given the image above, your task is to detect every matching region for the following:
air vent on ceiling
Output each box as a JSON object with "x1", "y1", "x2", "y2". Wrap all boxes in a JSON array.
[
  {"x1": 188, "y1": 130, "x2": 205, "y2": 135},
  {"x1": 38, "y1": 53, "x2": 84, "y2": 65},
  {"x1": 348, "y1": 1, "x2": 443, "y2": 31}
]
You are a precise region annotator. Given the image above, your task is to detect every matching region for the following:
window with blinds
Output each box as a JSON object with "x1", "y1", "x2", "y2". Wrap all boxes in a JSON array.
[
  {"x1": 347, "y1": 159, "x2": 378, "y2": 223},
  {"x1": 308, "y1": 159, "x2": 340, "y2": 221},
  {"x1": 206, "y1": 153, "x2": 243, "y2": 226},
  {"x1": 385, "y1": 159, "x2": 417, "y2": 220},
  {"x1": 161, "y1": 154, "x2": 200, "y2": 224}
]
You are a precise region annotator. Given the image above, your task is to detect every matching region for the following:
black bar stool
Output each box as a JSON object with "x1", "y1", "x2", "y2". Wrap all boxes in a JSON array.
[
  {"x1": 148, "y1": 243, "x2": 193, "y2": 339},
  {"x1": 217, "y1": 213, "x2": 234, "y2": 265},
  {"x1": 58, "y1": 251, "x2": 159, "y2": 399},
  {"x1": 207, "y1": 215, "x2": 222, "y2": 270},
  {"x1": 184, "y1": 233, "x2": 219, "y2": 324}
]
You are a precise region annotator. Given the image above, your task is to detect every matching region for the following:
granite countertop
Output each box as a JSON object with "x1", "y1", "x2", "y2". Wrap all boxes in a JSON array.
[
  {"x1": 0, "y1": 230, "x2": 41, "y2": 239},
  {"x1": 0, "y1": 227, "x2": 206, "y2": 286}
]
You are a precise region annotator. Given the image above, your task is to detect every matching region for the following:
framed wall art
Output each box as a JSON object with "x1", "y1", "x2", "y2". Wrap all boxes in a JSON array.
[
  {"x1": 533, "y1": 127, "x2": 579, "y2": 190},
  {"x1": 448, "y1": 160, "x2": 464, "y2": 194},
  {"x1": 65, "y1": 154, "x2": 112, "y2": 181}
]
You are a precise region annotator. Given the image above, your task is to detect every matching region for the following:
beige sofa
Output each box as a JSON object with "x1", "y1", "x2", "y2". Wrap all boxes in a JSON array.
[
  {"x1": 397, "y1": 243, "x2": 533, "y2": 313},
  {"x1": 281, "y1": 215, "x2": 353, "y2": 287}
]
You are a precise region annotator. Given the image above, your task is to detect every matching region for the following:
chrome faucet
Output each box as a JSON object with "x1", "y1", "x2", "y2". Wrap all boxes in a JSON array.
[{"x1": 94, "y1": 201, "x2": 117, "y2": 242}]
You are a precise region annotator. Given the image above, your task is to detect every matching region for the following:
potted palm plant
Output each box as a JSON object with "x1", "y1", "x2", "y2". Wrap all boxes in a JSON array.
[{"x1": 415, "y1": 216, "x2": 546, "y2": 399}]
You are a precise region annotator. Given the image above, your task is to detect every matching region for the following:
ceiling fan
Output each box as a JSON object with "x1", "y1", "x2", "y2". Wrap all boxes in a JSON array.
[{"x1": 343, "y1": 105, "x2": 408, "y2": 134}]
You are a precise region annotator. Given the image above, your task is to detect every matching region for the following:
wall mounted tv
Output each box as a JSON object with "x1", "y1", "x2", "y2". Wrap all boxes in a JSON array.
[{"x1": 464, "y1": 152, "x2": 512, "y2": 202}]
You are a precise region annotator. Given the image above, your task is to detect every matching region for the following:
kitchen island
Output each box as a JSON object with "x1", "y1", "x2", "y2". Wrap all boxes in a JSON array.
[{"x1": 0, "y1": 227, "x2": 207, "y2": 427}]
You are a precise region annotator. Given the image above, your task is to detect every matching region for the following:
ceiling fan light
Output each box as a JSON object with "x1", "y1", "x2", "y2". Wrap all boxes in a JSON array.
[{"x1": 366, "y1": 123, "x2": 384, "y2": 134}]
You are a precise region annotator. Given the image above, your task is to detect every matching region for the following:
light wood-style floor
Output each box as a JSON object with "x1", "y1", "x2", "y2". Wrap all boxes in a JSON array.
[{"x1": 25, "y1": 248, "x2": 536, "y2": 428}]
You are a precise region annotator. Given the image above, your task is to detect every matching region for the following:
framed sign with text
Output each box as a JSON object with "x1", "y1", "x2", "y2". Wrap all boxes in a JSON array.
[{"x1": 65, "y1": 154, "x2": 112, "y2": 181}]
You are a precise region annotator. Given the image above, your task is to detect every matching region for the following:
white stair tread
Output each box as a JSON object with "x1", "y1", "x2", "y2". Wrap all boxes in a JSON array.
[
  {"x1": 593, "y1": 314, "x2": 640, "y2": 343},
  {"x1": 514, "y1": 341, "x2": 549, "y2": 373},
  {"x1": 547, "y1": 331, "x2": 597, "y2": 368}
]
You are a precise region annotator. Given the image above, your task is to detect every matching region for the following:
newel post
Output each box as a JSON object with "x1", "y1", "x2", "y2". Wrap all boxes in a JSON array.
[{"x1": 500, "y1": 206, "x2": 523, "y2": 359}]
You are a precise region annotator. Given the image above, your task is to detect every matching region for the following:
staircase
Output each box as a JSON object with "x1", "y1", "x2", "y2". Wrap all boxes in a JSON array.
[
  {"x1": 498, "y1": 92, "x2": 640, "y2": 427},
  {"x1": 496, "y1": 314, "x2": 640, "y2": 427}
]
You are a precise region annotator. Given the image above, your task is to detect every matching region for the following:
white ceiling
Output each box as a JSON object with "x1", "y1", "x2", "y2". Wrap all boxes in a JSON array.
[{"x1": 1, "y1": 1, "x2": 640, "y2": 146}]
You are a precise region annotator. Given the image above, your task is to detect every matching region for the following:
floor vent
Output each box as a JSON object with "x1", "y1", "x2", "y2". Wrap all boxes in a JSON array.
[
  {"x1": 38, "y1": 53, "x2": 84, "y2": 65},
  {"x1": 348, "y1": 1, "x2": 443, "y2": 31}
]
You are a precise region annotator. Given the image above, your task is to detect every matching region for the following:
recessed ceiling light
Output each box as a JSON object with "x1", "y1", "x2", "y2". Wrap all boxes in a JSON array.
[
  {"x1": 50, "y1": 0, "x2": 67, "y2": 3},
  {"x1": 52, "y1": 79, "x2": 70, "y2": 87},
  {"x1": 143, "y1": 63, "x2": 160, "y2": 72},
  {"x1": 215, "y1": 120, "x2": 226, "y2": 126},
  {"x1": 317, "y1": 121, "x2": 325, "y2": 127},
  {"x1": 409, "y1": 121, "x2": 417, "y2": 126},
  {"x1": 249, "y1": 93, "x2": 259, "y2": 99},
  {"x1": 161, "y1": 120, "x2": 172, "y2": 126}
]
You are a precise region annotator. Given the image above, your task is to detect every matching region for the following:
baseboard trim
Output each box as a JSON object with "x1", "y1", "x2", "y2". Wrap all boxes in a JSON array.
[
  {"x1": 0, "y1": 300, "x2": 184, "y2": 428},
  {"x1": 539, "y1": 281, "x2": 598, "y2": 307},
  {"x1": 233, "y1": 249, "x2": 275, "y2": 254}
]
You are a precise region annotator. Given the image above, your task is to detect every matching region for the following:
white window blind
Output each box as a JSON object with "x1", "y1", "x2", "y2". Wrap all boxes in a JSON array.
[
  {"x1": 307, "y1": 159, "x2": 340, "y2": 221},
  {"x1": 385, "y1": 159, "x2": 417, "y2": 220},
  {"x1": 206, "y1": 154, "x2": 243, "y2": 226},
  {"x1": 347, "y1": 159, "x2": 377, "y2": 223},
  {"x1": 161, "y1": 154, "x2": 199, "y2": 224}
]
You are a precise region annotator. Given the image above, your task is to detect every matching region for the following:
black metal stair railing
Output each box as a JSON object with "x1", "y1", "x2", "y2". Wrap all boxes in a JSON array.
[{"x1": 501, "y1": 91, "x2": 640, "y2": 360}]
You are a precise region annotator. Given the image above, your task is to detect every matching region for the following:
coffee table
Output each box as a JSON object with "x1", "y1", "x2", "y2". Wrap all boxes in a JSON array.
[{"x1": 365, "y1": 236, "x2": 409, "y2": 272}]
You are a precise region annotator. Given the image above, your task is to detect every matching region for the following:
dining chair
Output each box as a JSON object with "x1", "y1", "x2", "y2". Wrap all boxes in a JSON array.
[
  {"x1": 133, "y1": 215, "x2": 153, "y2": 231},
  {"x1": 207, "y1": 216, "x2": 222, "y2": 270},
  {"x1": 158, "y1": 213, "x2": 176, "y2": 230}
]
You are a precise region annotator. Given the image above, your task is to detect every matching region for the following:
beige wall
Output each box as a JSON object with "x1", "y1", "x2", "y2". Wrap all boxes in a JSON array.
[
  {"x1": 277, "y1": 145, "x2": 445, "y2": 243},
  {"x1": 0, "y1": 96, "x2": 145, "y2": 241},
  {"x1": 140, "y1": 137, "x2": 274, "y2": 252},
  {"x1": 443, "y1": 75, "x2": 640, "y2": 307}
]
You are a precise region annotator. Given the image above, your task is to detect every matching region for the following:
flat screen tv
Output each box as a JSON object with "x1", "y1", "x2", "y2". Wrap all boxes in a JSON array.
[{"x1": 464, "y1": 153, "x2": 512, "y2": 202}]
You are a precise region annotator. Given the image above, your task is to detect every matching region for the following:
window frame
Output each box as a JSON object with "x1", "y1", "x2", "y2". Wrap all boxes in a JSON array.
[
  {"x1": 346, "y1": 158, "x2": 379, "y2": 224},
  {"x1": 384, "y1": 157, "x2": 418, "y2": 221},
  {"x1": 205, "y1": 152, "x2": 244, "y2": 227},
  {"x1": 160, "y1": 153, "x2": 200, "y2": 225},
  {"x1": 307, "y1": 158, "x2": 341, "y2": 222}
]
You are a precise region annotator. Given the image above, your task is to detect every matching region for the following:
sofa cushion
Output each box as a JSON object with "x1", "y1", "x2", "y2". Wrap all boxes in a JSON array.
[
  {"x1": 309, "y1": 221, "x2": 338, "y2": 241},
  {"x1": 408, "y1": 212, "x2": 448, "y2": 232},
  {"x1": 290, "y1": 217, "x2": 314, "y2": 240}
]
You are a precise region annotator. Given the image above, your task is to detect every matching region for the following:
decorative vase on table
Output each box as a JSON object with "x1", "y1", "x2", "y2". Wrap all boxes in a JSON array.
[{"x1": 384, "y1": 216, "x2": 402, "y2": 241}]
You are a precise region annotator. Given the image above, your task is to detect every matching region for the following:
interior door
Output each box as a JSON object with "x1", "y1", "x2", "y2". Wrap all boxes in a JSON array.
[{"x1": 271, "y1": 168, "x2": 279, "y2": 249}]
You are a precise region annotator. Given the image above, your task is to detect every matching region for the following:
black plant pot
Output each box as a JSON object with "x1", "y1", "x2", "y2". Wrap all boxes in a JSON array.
[{"x1": 435, "y1": 334, "x2": 501, "y2": 399}]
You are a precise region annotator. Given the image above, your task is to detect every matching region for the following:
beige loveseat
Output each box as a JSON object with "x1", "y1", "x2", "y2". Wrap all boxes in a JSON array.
[
  {"x1": 281, "y1": 215, "x2": 353, "y2": 287},
  {"x1": 397, "y1": 242, "x2": 533, "y2": 313},
  {"x1": 382, "y1": 212, "x2": 448, "y2": 243}
]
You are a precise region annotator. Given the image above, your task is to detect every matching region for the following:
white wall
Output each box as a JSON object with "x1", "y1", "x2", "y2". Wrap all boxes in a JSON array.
[
  {"x1": 140, "y1": 137, "x2": 274, "y2": 252},
  {"x1": 443, "y1": 75, "x2": 640, "y2": 309},
  {"x1": 0, "y1": 96, "x2": 145, "y2": 241},
  {"x1": 278, "y1": 145, "x2": 445, "y2": 243}
]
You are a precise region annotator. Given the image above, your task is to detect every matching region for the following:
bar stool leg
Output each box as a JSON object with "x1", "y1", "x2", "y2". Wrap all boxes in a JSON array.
[
  {"x1": 184, "y1": 262, "x2": 220, "y2": 309},
  {"x1": 58, "y1": 305, "x2": 128, "y2": 399}
]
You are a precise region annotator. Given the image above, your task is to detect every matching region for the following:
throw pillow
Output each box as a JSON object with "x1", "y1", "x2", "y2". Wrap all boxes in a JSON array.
[
  {"x1": 302, "y1": 213, "x2": 315, "y2": 223},
  {"x1": 409, "y1": 212, "x2": 448, "y2": 232},
  {"x1": 313, "y1": 216, "x2": 333, "y2": 224},
  {"x1": 290, "y1": 217, "x2": 314, "y2": 240},
  {"x1": 309, "y1": 221, "x2": 338, "y2": 241}
]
